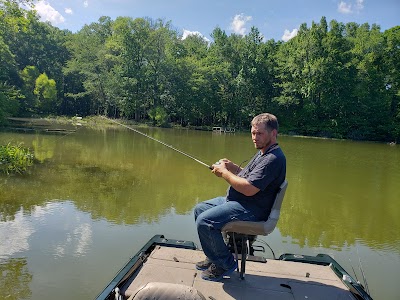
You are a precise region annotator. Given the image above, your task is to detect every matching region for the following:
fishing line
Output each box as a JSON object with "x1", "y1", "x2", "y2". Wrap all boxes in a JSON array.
[{"x1": 101, "y1": 116, "x2": 212, "y2": 169}]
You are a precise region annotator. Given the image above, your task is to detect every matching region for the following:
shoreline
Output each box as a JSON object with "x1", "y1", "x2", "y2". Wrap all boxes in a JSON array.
[{"x1": 2, "y1": 116, "x2": 397, "y2": 145}]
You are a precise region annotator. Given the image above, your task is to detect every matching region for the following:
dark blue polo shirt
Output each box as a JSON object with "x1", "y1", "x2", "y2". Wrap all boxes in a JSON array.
[{"x1": 226, "y1": 143, "x2": 286, "y2": 219}]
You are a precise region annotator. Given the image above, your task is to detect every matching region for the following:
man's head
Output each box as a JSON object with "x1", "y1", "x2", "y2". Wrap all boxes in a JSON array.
[
  {"x1": 251, "y1": 113, "x2": 279, "y2": 132},
  {"x1": 250, "y1": 113, "x2": 279, "y2": 152}
]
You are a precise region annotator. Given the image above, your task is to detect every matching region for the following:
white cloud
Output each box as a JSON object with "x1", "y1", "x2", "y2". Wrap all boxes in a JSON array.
[
  {"x1": 356, "y1": 0, "x2": 364, "y2": 10},
  {"x1": 34, "y1": 1, "x2": 65, "y2": 24},
  {"x1": 338, "y1": 0, "x2": 365, "y2": 14},
  {"x1": 83, "y1": 1, "x2": 89, "y2": 8},
  {"x1": 282, "y1": 28, "x2": 298, "y2": 42},
  {"x1": 182, "y1": 29, "x2": 210, "y2": 42},
  {"x1": 338, "y1": 1, "x2": 352, "y2": 14},
  {"x1": 65, "y1": 8, "x2": 73, "y2": 15},
  {"x1": 230, "y1": 14, "x2": 252, "y2": 36}
]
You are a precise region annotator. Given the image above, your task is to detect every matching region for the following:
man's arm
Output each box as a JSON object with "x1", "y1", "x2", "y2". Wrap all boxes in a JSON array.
[{"x1": 212, "y1": 161, "x2": 260, "y2": 196}]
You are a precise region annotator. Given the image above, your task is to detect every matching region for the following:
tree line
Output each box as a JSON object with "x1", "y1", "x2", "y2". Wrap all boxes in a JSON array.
[{"x1": 1, "y1": 0, "x2": 399, "y2": 142}]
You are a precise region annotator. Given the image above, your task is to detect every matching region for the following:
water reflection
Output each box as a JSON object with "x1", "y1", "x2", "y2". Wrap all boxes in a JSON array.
[
  {"x1": 1, "y1": 130, "x2": 399, "y2": 253},
  {"x1": 0, "y1": 258, "x2": 32, "y2": 300},
  {"x1": 32, "y1": 136, "x2": 55, "y2": 162},
  {"x1": 0, "y1": 210, "x2": 34, "y2": 257},
  {"x1": 0, "y1": 202, "x2": 93, "y2": 259},
  {"x1": 41, "y1": 203, "x2": 93, "y2": 259},
  {"x1": 0, "y1": 202, "x2": 97, "y2": 300},
  {"x1": 280, "y1": 137, "x2": 400, "y2": 254}
]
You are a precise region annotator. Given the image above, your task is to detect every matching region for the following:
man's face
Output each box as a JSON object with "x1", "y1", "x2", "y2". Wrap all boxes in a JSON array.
[{"x1": 251, "y1": 124, "x2": 275, "y2": 151}]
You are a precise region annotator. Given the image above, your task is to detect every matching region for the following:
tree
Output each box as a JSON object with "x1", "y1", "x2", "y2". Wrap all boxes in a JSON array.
[
  {"x1": 318, "y1": 20, "x2": 354, "y2": 137},
  {"x1": 148, "y1": 106, "x2": 168, "y2": 126},
  {"x1": 34, "y1": 73, "x2": 58, "y2": 114},
  {"x1": 106, "y1": 17, "x2": 151, "y2": 119},
  {"x1": 0, "y1": 0, "x2": 34, "y2": 123},
  {"x1": 162, "y1": 36, "x2": 198, "y2": 125},
  {"x1": 0, "y1": 0, "x2": 33, "y2": 35},
  {"x1": 238, "y1": 27, "x2": 277, "y2": 125},
  {"x1": 383, "y1": 26, "x2": 400, "y2": 142},
  {"x1": 0, "y1": 36, "x2": 20, "y2": 123},
  {"x1": 19, "y1": 65, "x2": 39, "y2": 114},
  {"x1": 1, "y1": 5, "x2": 399, "y2": 141},
  {"x1": 64, "y1": 16, "x2": 113, "y2": 115},
  {"x1": 347, "y1": 23, "x2": 391, "y2": 140},
  {"x1": 0, "y1": 83, "x2": 20, "y2": 125}
]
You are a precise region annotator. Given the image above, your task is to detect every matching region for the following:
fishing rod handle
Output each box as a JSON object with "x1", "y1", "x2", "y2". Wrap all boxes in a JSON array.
[{"x1": 209, "y1": 161, "x2": 221, "y2": 170}]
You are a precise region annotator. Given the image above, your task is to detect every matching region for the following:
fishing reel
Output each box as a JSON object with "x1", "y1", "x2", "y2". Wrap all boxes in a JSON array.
[{"x1": 209, "y1": 161, "x2": 221, "y2": 170}]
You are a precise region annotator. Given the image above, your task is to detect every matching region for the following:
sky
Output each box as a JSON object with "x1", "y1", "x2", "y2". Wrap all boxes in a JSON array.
[{"x1": 30, "y1": 0, "x2": 399, "y2": 42}]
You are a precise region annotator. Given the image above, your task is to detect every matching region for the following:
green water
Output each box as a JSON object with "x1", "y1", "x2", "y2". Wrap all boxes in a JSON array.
[{"x1": 1, "y1": 127, "x2": 399, "y2": 300}]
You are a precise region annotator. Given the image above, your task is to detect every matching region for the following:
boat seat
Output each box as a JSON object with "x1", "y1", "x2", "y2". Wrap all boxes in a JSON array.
[
  {"x1": 127, "y1": 282, "x2": 206, "y2": 300},
  {"x1": 222, "y1": 179, "x2": 288, "y2": 279}
]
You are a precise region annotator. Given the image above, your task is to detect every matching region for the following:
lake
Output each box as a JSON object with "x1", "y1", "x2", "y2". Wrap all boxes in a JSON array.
[{"x1": 1, "y1": 125, "x2": 399, "y2": 300}]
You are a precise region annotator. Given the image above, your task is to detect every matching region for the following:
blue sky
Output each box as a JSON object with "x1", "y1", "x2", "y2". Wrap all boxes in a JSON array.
[{"x1": 31, "y1": 0, "x2": 399, "y2": 41}]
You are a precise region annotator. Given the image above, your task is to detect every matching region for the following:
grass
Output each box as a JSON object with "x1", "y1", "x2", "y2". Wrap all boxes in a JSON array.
[{"x1": 0, "y1": 143, "x2": 34, "y2": 175}]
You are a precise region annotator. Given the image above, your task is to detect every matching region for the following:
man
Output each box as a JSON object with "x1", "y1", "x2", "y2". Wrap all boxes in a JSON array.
[{"x1": 194, "y1": 113, "x2": 286, "y2": 281}]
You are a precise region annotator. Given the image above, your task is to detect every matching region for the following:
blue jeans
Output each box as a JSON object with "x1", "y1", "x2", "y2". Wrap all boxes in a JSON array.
[{"x1": 194, "y1": 197, "x2": 259, "y2": 270}]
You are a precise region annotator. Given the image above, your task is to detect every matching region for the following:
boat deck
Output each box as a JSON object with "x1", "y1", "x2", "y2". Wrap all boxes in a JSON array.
[{"x1": 119, "y1": 245, "x2": 355, "y2": 300}]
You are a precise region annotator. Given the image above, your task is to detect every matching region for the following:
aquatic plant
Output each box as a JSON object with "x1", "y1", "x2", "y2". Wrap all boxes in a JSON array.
[{"x1": 0, "y1": 143, "x2": 34, "y2": 175}]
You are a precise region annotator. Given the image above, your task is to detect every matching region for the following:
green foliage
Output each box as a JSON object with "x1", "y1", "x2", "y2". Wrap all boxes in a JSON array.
[
  {"x1": 148, "y1": 106, "x2": 168, "y2": 126},
  {"x1": 34, "y1": 73, "x2": 58, "y2": 113},
  {"x1": 64, "y1": 16, "x2": 113, "y2": 116},
  {"x1": 0, "y1": 83, "x2": 20, "y2": 124},
  {"x1": 273, "y1": 18, "x2": 399, "y2": 141},
  {"x1": 0, "y1": 1, "x2": 399, "y2": 141},
  {"x1": 0, "y1": 143, "x2": 34, "y2": 175},
  {"x1": 19, "y1": 65, "x2": 40, "y2": 113},
  {"x1": 0, "y1": 36, "x2": 16, "y2": 80},
  {"x1": 0, "y1": 0, "x2": 33, "y2": 35},
  {"x1": 0, "y1": 33, "x2": 20, "y2": 124}
]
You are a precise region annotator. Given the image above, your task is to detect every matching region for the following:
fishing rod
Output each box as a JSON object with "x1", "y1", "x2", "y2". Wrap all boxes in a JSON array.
[{"x1": 101, "y1": 116, "x2": 213, "y2": 169}]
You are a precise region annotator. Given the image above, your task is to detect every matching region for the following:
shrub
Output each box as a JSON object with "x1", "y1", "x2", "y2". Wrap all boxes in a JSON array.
[{"x1": 0, "y1": 143, "x2": 34, "y2": 175}]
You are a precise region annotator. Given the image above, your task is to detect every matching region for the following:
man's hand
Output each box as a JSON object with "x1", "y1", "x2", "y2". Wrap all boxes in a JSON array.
[
  {"x1": 211, "y1": 160, "x2": 227, "y2": 177},
  {"x1": 212, "y1": 158, "x2": 241, "y2": 174},
  {"x1": 211, "y1": 158, "x2": 259, "y2": 196}
]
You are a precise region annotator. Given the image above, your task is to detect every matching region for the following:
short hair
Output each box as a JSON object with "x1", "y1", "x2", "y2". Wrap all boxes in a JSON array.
[{"x1": 251, "y1": 113, "x2": 279, "y2": 132}]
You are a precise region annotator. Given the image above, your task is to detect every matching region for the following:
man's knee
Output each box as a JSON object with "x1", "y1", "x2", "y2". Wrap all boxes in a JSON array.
[
  {"x1": 195, "y1": 213, "x2": 205, "y2": 227},
  {"x1": 196, "y1": 213, "x2": 214, "y2": 232},
  {"x1": 193, "y1": 203, "x2": 204, "y2": 220}
]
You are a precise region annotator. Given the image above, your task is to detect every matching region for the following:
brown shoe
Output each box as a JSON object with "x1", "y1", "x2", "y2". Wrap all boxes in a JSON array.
[
  {"x1": 201, "y1": 261, "x2": 238, "y2": 281},
  {"x1": 196, "y1": 257, "x2": 212, "y2": 270}
]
